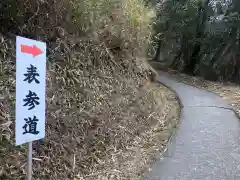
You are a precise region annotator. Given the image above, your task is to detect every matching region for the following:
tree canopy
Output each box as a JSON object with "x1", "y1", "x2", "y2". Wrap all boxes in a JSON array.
[{"x1": 153, "y1": 0, "x2": 240, "y2": 82}]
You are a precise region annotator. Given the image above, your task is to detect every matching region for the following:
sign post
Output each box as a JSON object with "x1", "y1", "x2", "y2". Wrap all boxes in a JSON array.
[
  {"x1": 16, "y1": 36, "x2": 46, "y2": 180},
  {"x1": 27, "y1": 142, "x2": 33, "y2": 180}
]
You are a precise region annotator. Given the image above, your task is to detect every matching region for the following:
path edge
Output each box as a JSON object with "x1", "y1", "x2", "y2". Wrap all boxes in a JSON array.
[
  {"x1": 164, "y1": 71, "x2": 240, "y2": 120},
  {"x1": 156, "y1": 79, "x2": 184, "y2": 109},
  {"x1": 155, "y1": 79, "x2": 183, "y2": 157}
]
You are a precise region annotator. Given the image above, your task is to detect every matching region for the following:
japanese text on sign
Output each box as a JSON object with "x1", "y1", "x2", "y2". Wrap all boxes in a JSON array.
[{"x1": 16, "y1": 36, "x2": 46, "y2": 145}]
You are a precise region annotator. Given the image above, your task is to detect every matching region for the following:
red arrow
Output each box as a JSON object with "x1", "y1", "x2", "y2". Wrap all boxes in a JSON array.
[{"x1": 21, "y1": 44, "x2": 43, "y2": 57}]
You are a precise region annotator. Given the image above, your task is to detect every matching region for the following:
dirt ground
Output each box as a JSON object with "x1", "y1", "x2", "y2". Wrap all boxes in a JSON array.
[
  {"x1": 0, "y1": 1, "x2": 181, "y2": 175},
  {"x1": 0, "y1": 81, "x2": 180, "y2": 180},
  {"x1": 0, "y1": 37, "x2": 180, "y2": 179}
]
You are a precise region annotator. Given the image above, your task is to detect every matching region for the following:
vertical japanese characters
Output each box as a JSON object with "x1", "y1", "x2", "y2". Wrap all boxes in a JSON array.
[
  {"x1": 16, "y1": 36, "x2": 46, "y2": 145},
  {"x1": 22, "y1": 64, "x2": 41, "y2": 134}
]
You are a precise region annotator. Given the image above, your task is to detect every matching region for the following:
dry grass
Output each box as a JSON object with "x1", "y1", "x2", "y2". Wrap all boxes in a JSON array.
[
  {"x1": 0, "y1": 0, "x2": 180, "y2": 179},
  {"x1": 167, "y1": 69, "x2": 240, "y2": 116},
  {"x1": 0, "y1": 42, "x2": 180, "y2": 179}
]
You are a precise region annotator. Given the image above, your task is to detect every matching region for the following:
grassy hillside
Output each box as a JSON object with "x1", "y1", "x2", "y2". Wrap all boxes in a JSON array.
[{"x1": 0, "y1": 0, "x2": 179, "y2": 179}]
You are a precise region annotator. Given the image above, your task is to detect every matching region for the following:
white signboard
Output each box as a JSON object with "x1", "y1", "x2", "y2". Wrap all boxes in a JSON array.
[{"x1": 16, "y1": 36, "x2": 46, "y2": 145}]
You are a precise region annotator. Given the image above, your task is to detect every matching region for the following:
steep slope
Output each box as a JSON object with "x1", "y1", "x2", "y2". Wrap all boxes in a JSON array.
[{"x1": 0, "y1": 0, "x2": 180, "y2": 179}]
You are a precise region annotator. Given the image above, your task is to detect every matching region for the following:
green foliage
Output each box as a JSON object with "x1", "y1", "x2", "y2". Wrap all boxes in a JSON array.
[
  {"x1": 153, "y1": 0, "x2": 240, "y2": 82},
  {"x1": 71, "y1": 0, "x2": 113, "y2": 32},
  {"x1": 0, "y1": 0, "x2": 20, "y2": 33},
  {"x1": 0, "y1": 0, "x2": 154, "y2": 57},
  {"x1": 76, "y1": 0, "x2": 155, "y2": 49}
]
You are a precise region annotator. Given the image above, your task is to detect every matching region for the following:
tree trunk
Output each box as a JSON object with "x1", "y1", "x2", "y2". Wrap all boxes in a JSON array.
[
  {"x1": 170, "y1": 34, "x2": 185, "y2": 69},
  {"x1": 184, "y1": 0, "x2": 210, "y2": 75},
  {"x1": 153, "y1": 41, "x2": 162, "y2": 61}
]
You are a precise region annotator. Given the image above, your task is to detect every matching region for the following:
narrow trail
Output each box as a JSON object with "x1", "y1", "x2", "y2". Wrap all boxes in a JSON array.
[{"x1": 144, "y1": 71, "x2": 240, "y2": 180}]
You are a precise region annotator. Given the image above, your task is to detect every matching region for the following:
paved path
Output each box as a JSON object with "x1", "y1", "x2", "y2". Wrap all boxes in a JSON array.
[{"x1": 144, "y1": 72, "x2": 240, "y2": 180}]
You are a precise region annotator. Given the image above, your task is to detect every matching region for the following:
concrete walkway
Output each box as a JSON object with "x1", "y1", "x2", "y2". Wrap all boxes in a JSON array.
[{"x1": 144, "y1": 72, "x2": 240, "y2": 180}]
